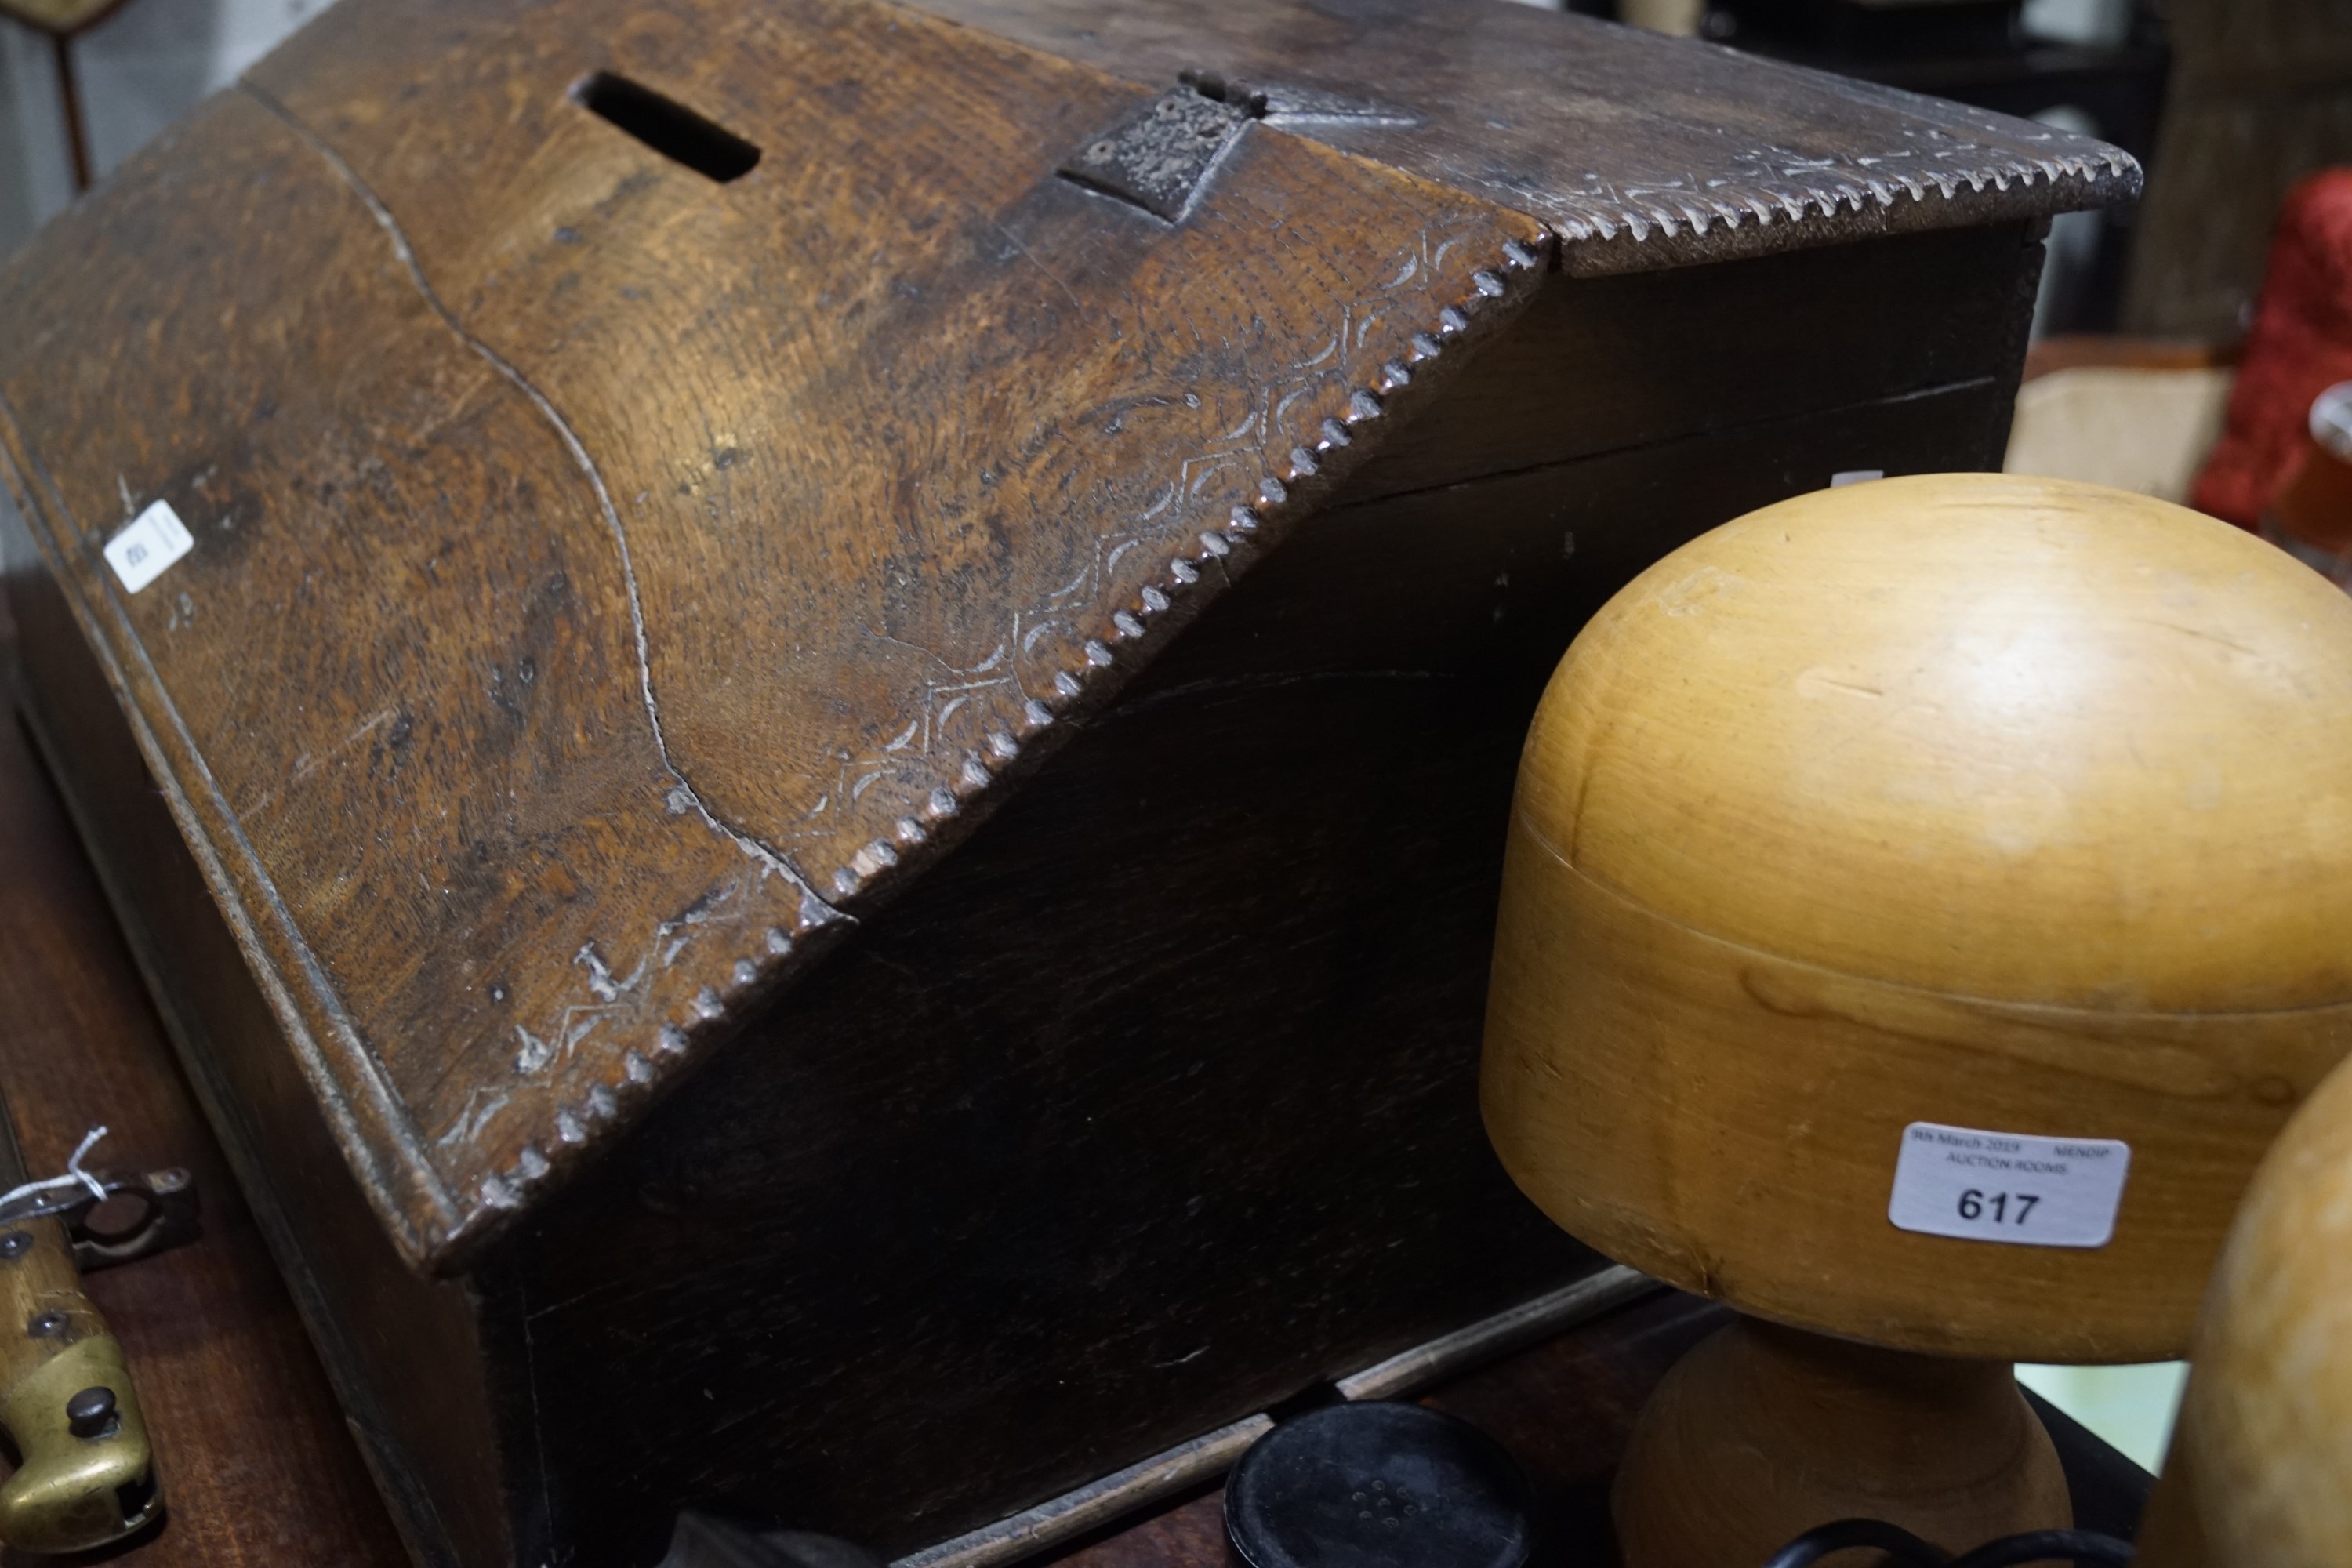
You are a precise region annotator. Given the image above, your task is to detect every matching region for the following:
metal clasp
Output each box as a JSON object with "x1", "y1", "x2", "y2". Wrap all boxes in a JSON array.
[{"x1": 0, "y1": 1169, "x2": 200, "y2": 1272}]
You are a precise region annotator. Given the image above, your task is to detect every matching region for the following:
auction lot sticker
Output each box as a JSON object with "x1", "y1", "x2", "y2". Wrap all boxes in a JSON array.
[{"x1": 1888, "y1": 1120, "x2": 2130, "y2": 1249}]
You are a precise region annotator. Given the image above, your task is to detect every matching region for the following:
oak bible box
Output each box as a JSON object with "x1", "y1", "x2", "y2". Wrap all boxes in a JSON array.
[{"x1": 0, "y1": 0, "x2": 2130, "y2": 1563}]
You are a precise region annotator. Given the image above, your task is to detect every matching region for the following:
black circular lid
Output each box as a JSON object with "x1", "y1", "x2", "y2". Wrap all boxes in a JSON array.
[{"x1": 1224, "y1": 1402, "x2": 1540, "y2": 1568}]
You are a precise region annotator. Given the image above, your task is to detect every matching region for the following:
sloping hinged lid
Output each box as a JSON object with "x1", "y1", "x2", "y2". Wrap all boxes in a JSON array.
[{"x1": 0, "y1": 0, "x2": 2135, "y2": 1272}]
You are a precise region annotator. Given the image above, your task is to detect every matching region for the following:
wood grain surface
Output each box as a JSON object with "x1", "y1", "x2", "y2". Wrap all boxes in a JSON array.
[
  {"x1": 0, "y1": 0, "x2": 1560, "y2": 1270},
  {"x1": 0, "y1": 693, "x2": 401, "y2": 1568},
  {"x1": 7, "y1": 556, "x2": 510, "y2": 1568},
  {"x1": 2137, "y1": 1053, "x2": 2352, "y2": 1568},
  {"x1": 485, "y1": 327, "x2": 2031, "y2": 1563},
  {"x1": 0, "y1": 2, "x2": 2130, "y2": 1558},
  {"x1": 1484, "y1": 474, "x2": 2352, "y2": 1362},
  {"x1": 910, "y1": 0, "x2": 2139, "y2": 278},
  {"x1": 0, "y1": 0, "x2": 2131, "y2": 1274},
  {"x1": 1610, "y1": 1319, "x2": 2068, "y2": 1568}
]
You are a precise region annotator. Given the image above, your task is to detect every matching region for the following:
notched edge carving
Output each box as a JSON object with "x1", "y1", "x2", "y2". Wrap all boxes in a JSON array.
[
  {"x1": 1544, "y1": 129, "x2": 2143, "y2": 278},
  {"x1": 813, "y1": 224, "x2": 1558, "y2": 921}
]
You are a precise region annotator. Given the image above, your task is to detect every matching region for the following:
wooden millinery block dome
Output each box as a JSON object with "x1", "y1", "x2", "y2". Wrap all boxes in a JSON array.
[{"x1": 1484, "y1": 473, "x2": 2352, "y2": 1363}]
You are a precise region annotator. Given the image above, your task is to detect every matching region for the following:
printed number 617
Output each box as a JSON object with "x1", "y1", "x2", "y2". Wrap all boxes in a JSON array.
[{"x1": 1958, "y1": 1189, "x2": 2038, "y2": 1225}]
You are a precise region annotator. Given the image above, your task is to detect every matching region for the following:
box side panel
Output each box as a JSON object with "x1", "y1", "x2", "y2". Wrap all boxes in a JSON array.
[
  {"x1": 493, "y1": 230, "x2": 2037, "y2": 1563},
  {"x1": 504, "y1": 668, "x2": 1602, "y2": 1565},
  {"x1": 0, "y1": 537, "x2": 521, "y2": 1568},
  {"x1": 1350, "y1": 221, "x2": 2041, "y2": 501}
]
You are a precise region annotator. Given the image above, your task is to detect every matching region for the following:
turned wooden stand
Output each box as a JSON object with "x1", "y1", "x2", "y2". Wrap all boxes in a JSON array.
[
  {"x1": 1612, "y1": 1319, "x2": 2068, "y2": 1568},
  {"x1": 1483, "y1": 474, "x2": 2352, "y2": 1566}
]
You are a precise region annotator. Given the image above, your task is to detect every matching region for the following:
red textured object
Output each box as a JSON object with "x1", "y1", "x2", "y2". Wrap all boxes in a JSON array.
[{"x1": 2193, "y1": 169, "x2": 2352, "y2": 529}]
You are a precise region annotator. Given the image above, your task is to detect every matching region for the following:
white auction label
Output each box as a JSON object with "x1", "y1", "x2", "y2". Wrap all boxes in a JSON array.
[
  {"x1": 1887, "y1": 1120, "x2": 2131, "y2": 1249},
  {"x1": 103, "y1": 499, "x2": 194, "y2": 594}
]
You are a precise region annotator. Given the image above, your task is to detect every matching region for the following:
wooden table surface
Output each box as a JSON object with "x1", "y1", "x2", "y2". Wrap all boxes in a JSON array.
[{"x1": 0, "y1": 694, "x2": 404, "y2": 1568}]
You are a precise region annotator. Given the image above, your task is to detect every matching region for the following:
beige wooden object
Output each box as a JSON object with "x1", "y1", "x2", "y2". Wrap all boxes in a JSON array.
[
  {"x1": 1481, "y1": 472, "x2": 2352, "y2": 1565},
  {"x1": 2136, "y1": 1054, "x2": 2352, "y2": 1568},
  {"x1": 1613, "y1": 1317, "x2": 2070, "y2": 1566}
]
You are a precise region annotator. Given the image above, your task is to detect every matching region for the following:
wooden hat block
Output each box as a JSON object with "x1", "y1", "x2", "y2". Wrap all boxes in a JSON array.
[
  {"x1": 1480, "y1": 473, "x2": 2352, "y2": 1567},
  {"x1": 2136, "y1": 1053, "x2": 2352, "y2": 1568}
]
